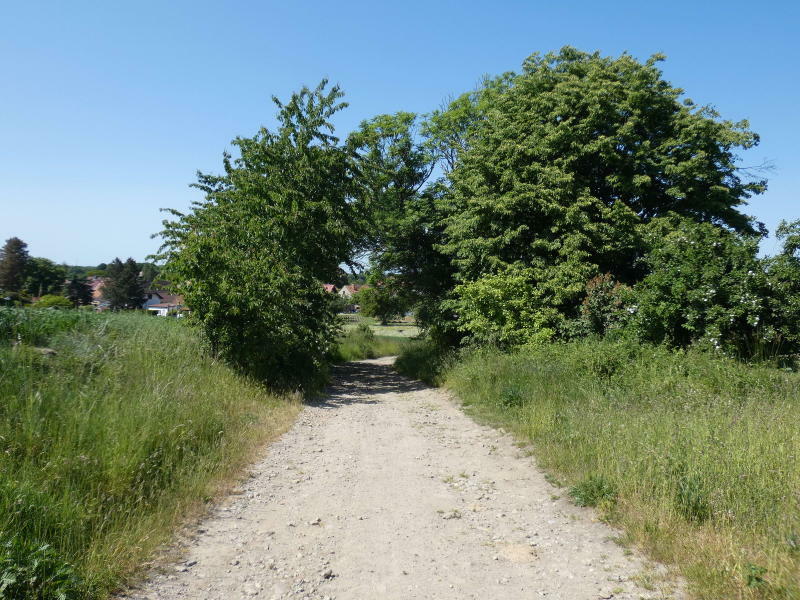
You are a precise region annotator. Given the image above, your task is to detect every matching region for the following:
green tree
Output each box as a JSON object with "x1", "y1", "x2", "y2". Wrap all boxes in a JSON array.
[
  {"x1": 630, "y1": 216, "x2": 769, "y2": 355},
  {"x1": 442, "y1": 47, "x2": 766, "y2": 345},
  {"x1": 0, "y1": 237, "x2": 30, "y2": 292},
  {"x1": 348, "y1": 114, "x2": 456, "y2": 341},
  {"x1": 355, "y1": 279, "x2": 410, "y2": 325},
  {"x1": 763, "y1": 219, "x2": 800, "y2": 355},
  {"x1": 139, "y1": 262, "x2": 160, "y2": 284},
  {"x1": 103, "y1": 258, "x2": 145, "y2": 310},
  {"x1": 63, "y1": 276, "x2": 93, "y2": 307},
  {"x1": 23, "y1": 257, "x2": 67, "y2": 296},
  {"x1": 156, "y1": 80, "x2": 364, "y2": 390}
]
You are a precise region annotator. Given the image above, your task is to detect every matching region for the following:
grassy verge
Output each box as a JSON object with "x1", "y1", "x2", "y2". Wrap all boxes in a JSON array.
[
  {"x1": 338, "y1": 313, "x2": 420, "y2": 338},
  {"x1": 0, "y1": 309, "x2": 300, "y2": 599},
  {"x1": 331, "y1": 323, "x2": 412, "y2": 362},
  {"x1": 396, "y1": 337, "x2": 800, "y2": 599}
]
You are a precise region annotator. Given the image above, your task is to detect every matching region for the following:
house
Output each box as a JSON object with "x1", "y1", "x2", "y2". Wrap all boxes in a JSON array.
[
  {"x1": 145, "y1": 294, "x2": 185, "y2": 317},
  {"x1": 323, "y1": 284, "x2": 338, "y2": 294},
  {"x1": 142, "y1": 289, "x2": 171, "y2": 309},
  {"x1": 86, "y1": 276, "x2": 110, "y2": 310},
  {"x1": 338, "y1": 284, "x2": 369, "y2": 299}
]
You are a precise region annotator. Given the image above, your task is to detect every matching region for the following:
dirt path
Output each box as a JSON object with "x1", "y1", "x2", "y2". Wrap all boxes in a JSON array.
[{"x1": 127, "y1": 357, "x2": 681, "y2": 600}]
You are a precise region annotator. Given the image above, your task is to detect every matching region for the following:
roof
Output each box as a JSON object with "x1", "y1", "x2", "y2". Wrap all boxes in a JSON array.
[
  {"x1": 323, "y1": 284, "x2": 337, "y2": 293},
  {"x1": 146, "y1": 294, "x2": 183, "y2": 308}
]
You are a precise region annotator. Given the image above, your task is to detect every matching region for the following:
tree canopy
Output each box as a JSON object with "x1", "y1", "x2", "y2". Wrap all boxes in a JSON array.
[
  {"x1": 103, "y1": 258, "x2": 146, "y2": 310},
  {"x1": 157, "y1": 80, "x2": 364, "y2": 390},
  {"x1": 156, "y1": 47, "x2": 792, "y2": 383}
]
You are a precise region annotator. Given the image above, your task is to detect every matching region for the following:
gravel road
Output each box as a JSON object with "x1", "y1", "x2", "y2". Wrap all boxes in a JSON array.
[{"x1": 126, "y1": 357, "x2": 681, "y2": 600}]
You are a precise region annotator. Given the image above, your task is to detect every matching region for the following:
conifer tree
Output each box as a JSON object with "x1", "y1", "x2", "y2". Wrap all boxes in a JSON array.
[
  {"x1": 64, "y1": 276, "x2": 94, "y2": 307},
  {"x1": 103, "y1": 258, "x2": 146, "y2": 310},
  {"x1": 0, "y1": 237, "x2": 30, "y2": 292}
]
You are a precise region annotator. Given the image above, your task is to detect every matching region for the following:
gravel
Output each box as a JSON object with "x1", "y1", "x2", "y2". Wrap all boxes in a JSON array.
[{"x1": 124, "y1": 357, "x2": 682, "y2": 600}]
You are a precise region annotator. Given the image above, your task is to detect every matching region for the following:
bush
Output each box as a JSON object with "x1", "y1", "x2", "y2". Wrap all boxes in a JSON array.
[
  {"x1": 0, "y1": 534, "x2": 82, "y2": 600},
  {"x1": 34, "y1": 295, "x2": 74, "y2": 309},
  {"x1": 630, "y1": 216, "x2": 771, "y2": 356}
]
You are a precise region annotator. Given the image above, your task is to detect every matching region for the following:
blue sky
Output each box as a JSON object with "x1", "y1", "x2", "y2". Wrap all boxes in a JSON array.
[{"x1": 1, "y1": 0, "x2": 798, "y2": 264}]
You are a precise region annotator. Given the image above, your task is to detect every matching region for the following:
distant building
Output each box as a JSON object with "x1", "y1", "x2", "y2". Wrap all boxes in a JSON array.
[
  {"x1": 143, "y1": 286, "x2": 185, "y2": 316},
  {"x1": 338, "y1": 284, "x2": 368, "y2": 299},
  {"x1": 323, "y1": 284, "x2": 338, "y2": 294}
]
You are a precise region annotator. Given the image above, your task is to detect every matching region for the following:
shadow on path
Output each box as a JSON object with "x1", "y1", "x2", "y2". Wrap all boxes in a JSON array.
[{"x1": 312, "y1": 360, "x2": 428, "y2": 409}]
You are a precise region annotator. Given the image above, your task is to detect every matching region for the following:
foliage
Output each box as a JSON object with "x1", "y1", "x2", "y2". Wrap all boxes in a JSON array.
[
  {"x1": 0, "y1": 310, "x2": 298, "y2": 599},
  {"x1": 355, "y1": 279, "x2": 409, "y2": 325},
  {"x1": 407, "y1": 339, "x2": 800, "y2": 598},
  {"x1": 452, "y1": 264, "x2": 563, "y2": 347},
  {"x1": 139, "y1": 262, "x2": 159, "y2": 284},
  {"x1": 763, "y1": 219, "x2": 800, "y2": 354},
  {"x1": 23, "y1": 257, "x2": 67, "y2": 297},
  {"x1": 157, "y1": 80, "x2": 363, "y2": 390},
  {"x1": 34, "y1": 294, "x2": 74, "y2": 309},
  {"x1": 0, "y1": 237, "x2": 30, "y2": 293},
  {"x1": 103, "y1": 258, "x2": 145, "y2": 310},
  {"x1": 572, "y1": 273, "x2": 634, "y2": 336},
  {"x1": 63, "y1": 277, "x2": 93, "y2": 307},
  {"x1": 0, "y1": 534, "x2": 82, "y2": 600},
  {"x1": 440, "y1": 47, "x2": 765, "y2": 345},
  {"x1": 349, "y1": 113, "x2": 456, "y2": 340},
  {"x1": 630, "y1": 216, "x2": 771, "y2": 355}
]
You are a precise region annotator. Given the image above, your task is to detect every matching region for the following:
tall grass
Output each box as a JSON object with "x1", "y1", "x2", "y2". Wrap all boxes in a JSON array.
[
  {"x1": 0, "y1": 309, "x2": 299, "y2": 599},
  {"x1": 331, "y1": 323, "x2": 411, "y2": 362},
  {"x1": 398, "y1": 337, "x2": 800, "y2": 599}
]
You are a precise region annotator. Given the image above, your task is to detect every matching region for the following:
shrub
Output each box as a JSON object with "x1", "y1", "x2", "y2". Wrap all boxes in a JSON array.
[
  {"x1": 630, "y1": 215, "x2": 771, "y2": 356},
  {"x1": 575, "y1": 274, "x2": 633, "y2": 336},
  {"x1": 34, "y1": 295, "x2": 74, "y2": 309},
  {"x1": 0, "y1": 534, "x2": 82, "y2": 600}
]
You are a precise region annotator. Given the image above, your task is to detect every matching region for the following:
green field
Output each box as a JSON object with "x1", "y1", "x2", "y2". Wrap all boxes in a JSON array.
[{"x1": 339, "y1": 313, "x2": 420, "y2": 338}]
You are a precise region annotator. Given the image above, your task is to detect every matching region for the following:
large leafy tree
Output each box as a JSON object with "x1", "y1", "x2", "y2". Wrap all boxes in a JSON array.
[
  {"x1": 23, "y1": 257, "x2": 67, "y2": 297},
  {"x1": 348, "y1": 113, "x2": 457, "y2": 340},
  {"x1": 103, "y1": 258, "x2": 146, "y2": 310},
  {"x1": 0, "y1": 237, "x2": 30, "y2": 292},
  {"x1": 157, "y1": 81, "x2": 364, "y2": 390},
  {"x1": 442, "y1": 47, "x2": 766, "y2": 345}
]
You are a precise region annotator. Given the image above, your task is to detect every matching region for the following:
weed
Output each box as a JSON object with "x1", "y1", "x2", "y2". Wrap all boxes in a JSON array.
[
  {"x1": 0, "y1": 534, "x2": 82, "y2": 600},
  {"x1": 569, "y1": 475, "x2": 617, "y2": 508},
  {"x1": 674, "y1": 473, "x2": 710, "y2": 523},
  {"x1": 745, "y1": 563, "x2": 767, "y2": 587}
]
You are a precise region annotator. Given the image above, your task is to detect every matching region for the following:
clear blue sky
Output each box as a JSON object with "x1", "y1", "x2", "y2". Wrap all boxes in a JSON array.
[{"x1": 1, "y1": 0, "x2": 798, "y2": 264}]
